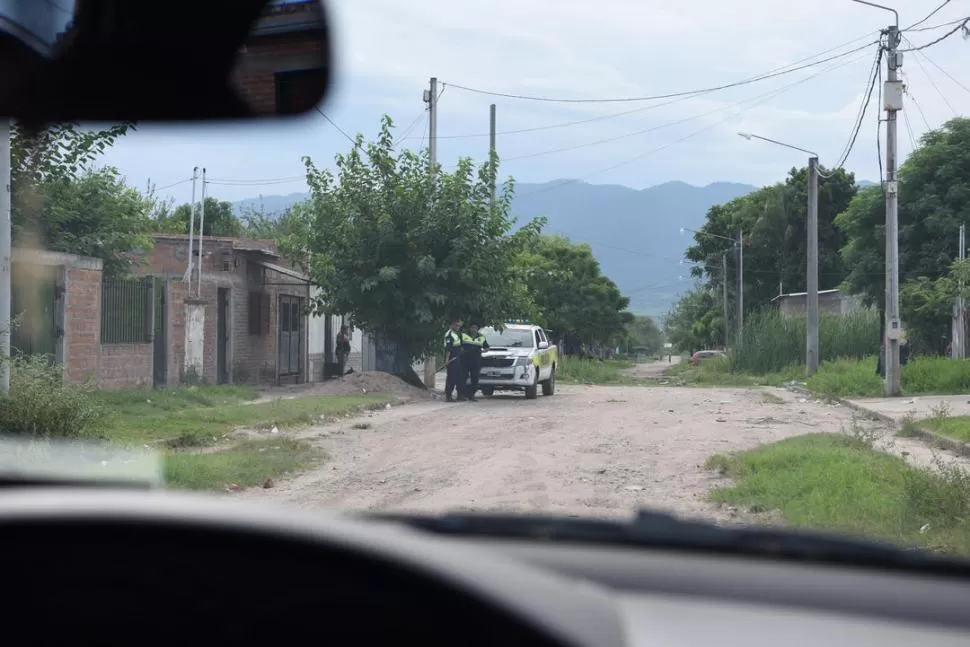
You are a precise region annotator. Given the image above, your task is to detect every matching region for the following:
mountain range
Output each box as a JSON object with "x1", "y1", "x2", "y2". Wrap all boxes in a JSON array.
[{"x1": 233, "y1": 178, "x2": 873, "y2": 317}]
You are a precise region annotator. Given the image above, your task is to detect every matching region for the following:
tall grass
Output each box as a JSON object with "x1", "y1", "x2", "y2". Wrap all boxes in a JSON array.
[{"x1": 731, "y1": 309, "x2": 880, "y2": 374}]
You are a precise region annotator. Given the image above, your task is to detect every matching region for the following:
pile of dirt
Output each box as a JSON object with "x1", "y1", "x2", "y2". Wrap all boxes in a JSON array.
[{"x1": 314, "y1": 371, "x2": 431, "y2": 400}]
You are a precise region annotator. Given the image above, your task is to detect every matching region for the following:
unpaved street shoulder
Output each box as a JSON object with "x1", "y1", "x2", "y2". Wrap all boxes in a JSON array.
[{"x1": 240, "y1": 384, "x2": 887, "y2": 522}]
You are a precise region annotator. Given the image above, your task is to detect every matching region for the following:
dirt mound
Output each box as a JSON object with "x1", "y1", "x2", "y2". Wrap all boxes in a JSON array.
[{"x1": 314, "y1": 371, "x2": 431, "y2": 400}]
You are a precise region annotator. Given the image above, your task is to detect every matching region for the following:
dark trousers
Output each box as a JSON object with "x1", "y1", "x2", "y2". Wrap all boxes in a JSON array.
[
  {"x1": 463, "y1": 360, "x2": 481, "y2": 398},
  {"x1": 444, "y1": 352, "x2": 462, "y2": 397}
]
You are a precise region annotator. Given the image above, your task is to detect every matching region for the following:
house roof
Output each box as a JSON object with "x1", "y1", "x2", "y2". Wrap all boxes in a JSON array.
[{"x1": 254, "y1": 259, "x2": 309, "y2": 282}]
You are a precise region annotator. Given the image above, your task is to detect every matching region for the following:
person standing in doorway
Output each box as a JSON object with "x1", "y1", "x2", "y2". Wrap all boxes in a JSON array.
[
  {"x1": 443, "y1": 318, "x2": 463, "y2": 402},
  {"x1": 335, "y1": 325, "x2": 351, "y2": 376},
  {"x1": 460, "y1": 323, "x2": 489, "y2": 402}
]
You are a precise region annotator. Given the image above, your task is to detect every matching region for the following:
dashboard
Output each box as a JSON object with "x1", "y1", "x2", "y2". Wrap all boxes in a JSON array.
[{"x1": 1, "y1": 488, "x2": 969, "y2": 646}]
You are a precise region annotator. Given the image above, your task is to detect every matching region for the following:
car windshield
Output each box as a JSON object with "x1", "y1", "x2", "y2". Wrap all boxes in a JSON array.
[
  {"x1": 480, "y1": 327, "x2": 534, "y2": 348},
  {"x1": 2, "y1": 0, "x2": 970, "y2": 564}
]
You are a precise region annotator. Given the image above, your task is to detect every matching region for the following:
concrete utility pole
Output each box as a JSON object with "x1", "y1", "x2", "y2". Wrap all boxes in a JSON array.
[
  {"x1": 736, "y1": 132, "x2": 821, "y2": 374},
  {"x1": 722, "y1": 253, "x2": 729, "y2": 349},
  {"x1": 489, "y1": 103, "x2": 497, "y2": 209},
  {"x1": 883, "y1": 24, "x2": 903, "y2": 396},
  {"x1": 196, "y1": 168, "x2": 207, "y2": 298},
  {"x1": 736, "y1": 229, "x2": 744, "y2": 341},
  {"x1": 0, "y1": 119, "x2": 10, "y2": 395},
  {"x1": 806, "y1": 156, "x2": 820, "y2": 375},
  {"x1": 955, "y1": 224, "x2": 966, "y2": 359},
  {"x1": 422, "y1": 77, "x2": 439, "y2": 390},
  {"x1": 184, "y1": 167, "x2": 199, "y2": 283}
]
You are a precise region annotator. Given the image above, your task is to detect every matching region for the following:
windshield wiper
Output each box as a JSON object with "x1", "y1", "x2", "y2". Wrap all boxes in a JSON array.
[{"x1": 364, "y1": 509, "x2": 970, "y2": 577}]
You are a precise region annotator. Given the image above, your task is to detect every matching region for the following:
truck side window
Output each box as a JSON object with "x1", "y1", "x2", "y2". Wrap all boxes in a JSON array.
[{"x1": 534, "y1": 330, "x2": 542, "y2": 347}]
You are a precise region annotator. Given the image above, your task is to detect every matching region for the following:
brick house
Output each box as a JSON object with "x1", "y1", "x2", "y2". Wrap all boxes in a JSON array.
[
  {"x1": 231, "y1": 0, "x2": 329, "y2": 115},
  {"x1": 137, "y1": 234, "x2": 312, "y2": 387}
]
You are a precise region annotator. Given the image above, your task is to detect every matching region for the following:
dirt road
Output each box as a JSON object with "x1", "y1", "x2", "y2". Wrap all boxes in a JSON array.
[{"x1": 239, "y1": 383, "x2": 917, "y2": 523}]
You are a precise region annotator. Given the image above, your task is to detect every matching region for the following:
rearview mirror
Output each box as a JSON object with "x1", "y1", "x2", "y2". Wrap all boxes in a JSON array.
[
  {"x1": 0, "y1": 0, "x2": 333, "y2": 127},
  {"x1": 538, "y1": 341, "x2": 549, "y2": 350}
]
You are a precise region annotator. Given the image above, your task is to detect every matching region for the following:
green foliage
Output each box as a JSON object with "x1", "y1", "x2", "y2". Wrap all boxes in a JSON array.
[
  {"x1": 153, "y1": 196, "x2": 243, "y2": 237},
  {"x1": 731, "y1": 309, "x2": 880, "y2": 374},
  {"x1": 10, "y1": 122, "x2": 148, "y2": 276},
  {"x1": 665, "y1": 288, "x2": 723, "y2": 352},
  {"x1": 519, "y1": 234, "x2": 632, "y2": 349},
  {"x1": 685, "y1": 166, "x2": 857, "y2": 319},
  {"x1": 0, "y1": 356, "x2": 106, "y2": 439},
  {"x1": 837, "y1": 117, "x2": 970, "y2": 346},
  {"x1": 19, "y1": 167, "x2": 156, "y2": 277},
  {"x1": 627, "y1": 315, "x2": 664, "y2": 355},
  {"x1": 295, "y1": 115, "x2": 543, "y2": 363}
]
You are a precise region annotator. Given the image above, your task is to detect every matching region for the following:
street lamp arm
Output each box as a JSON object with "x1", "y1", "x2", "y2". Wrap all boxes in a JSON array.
[
  {"x1": 736, "y1": 131, "x2": 818, "y2": 158},
  {"x1": 849, "y1": 0, "x2": 898, "y2": 28},
  {"x1": 680, "y1": 226, "x2": 738, "y2": 245}
]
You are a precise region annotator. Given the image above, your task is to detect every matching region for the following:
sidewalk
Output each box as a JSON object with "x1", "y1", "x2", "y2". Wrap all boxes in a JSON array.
[{"x1": 844, "y1": 394, "x2": 970, "y2": 424}]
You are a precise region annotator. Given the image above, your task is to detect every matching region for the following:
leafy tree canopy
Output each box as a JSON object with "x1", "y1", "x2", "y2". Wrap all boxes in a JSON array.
[
  {"x1": 665, "y1": 288, "x2": 721, "y2": 353},
  {"x1": 153, "y1": 196, "x2": 244, "y2": 237},
  {"x1": 293, "y1": 115, "x2": 543, "y2": 373}
]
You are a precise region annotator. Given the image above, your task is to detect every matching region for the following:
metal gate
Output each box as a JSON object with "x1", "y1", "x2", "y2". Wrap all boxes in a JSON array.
[
  {"x1": 10, "y1": 263, "x2": 61, "y2": 360},
  {"x1": 277, "y1": 295, "x2": 302, "y2": 378}
]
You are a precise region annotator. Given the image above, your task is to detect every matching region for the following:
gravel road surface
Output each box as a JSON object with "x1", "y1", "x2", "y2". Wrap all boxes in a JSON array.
[{"x1": 240, "y1": 376, "x2": 962, "y2": 524}]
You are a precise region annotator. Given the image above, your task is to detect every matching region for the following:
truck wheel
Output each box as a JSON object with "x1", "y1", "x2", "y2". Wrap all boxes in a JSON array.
[
  {"x1": 481, "y1": 387, "x2": 494, "y2": 397},
  {"x1": 541, "y1": 366, "x2": 556, "y2": 396},
  {"x1": 524, "y1": 384, "x2": 538, "y2": 400}
]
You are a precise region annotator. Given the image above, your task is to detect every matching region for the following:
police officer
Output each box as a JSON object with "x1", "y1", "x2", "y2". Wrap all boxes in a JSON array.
[
  {"x1": 443, "y1": 318, "x2": 463, "y2": 402},
  {"x1": 460, "y1": 323, "x2": 490, "y2": 402}
]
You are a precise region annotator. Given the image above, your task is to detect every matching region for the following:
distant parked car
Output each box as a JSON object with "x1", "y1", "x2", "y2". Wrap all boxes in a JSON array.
[{"x1": 689, "y1": 350, "x2": 726, "y2": 365}]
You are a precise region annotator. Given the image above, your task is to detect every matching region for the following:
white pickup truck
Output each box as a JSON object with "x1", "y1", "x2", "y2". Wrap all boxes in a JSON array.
[{"x1": 476, "y1": 323, "x2": 558, "y2": 400}]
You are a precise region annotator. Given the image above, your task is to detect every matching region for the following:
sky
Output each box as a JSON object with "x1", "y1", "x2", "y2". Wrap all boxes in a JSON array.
[{"x1": 96, "y1": 0, "x2": 970, "y2": 208}]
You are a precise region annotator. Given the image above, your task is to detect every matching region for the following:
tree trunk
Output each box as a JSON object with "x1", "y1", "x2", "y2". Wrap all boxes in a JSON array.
[{"x1": 373, "y1": 332, "x2": 426, "y2": 389}]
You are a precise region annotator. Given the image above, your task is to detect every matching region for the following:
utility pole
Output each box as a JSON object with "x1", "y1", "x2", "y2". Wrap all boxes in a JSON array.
[
  {"x1": 806, "y1": 156, "x2": 820, "y2": 376},
  {"x1": 183, "y1": 167, "x2": 199, "y2": 283},
  {"x1": 883, "y1": 24, "x2": 903, "y2": 396},
  {"x1": 722, "y1": 253, "x2": 729, "y2": 349},
  {"x1": 736, "y1": 229, "x2": 744, "y2": 341},
  {"x1": 196, "y1": 168, "x2": 207, "y2": 298},
  {"x1": 0, "y1": 119, "x2": 10, "y2": 395},
  {"x1": 489, "y1": 104, "x2": 497, "y2": 208},
  {"x1": 423, "y1": 78, "x2": 439, "y2": 390},
  {"x1": 955, "y1": 224, "x2": 966, "y2": 359}
]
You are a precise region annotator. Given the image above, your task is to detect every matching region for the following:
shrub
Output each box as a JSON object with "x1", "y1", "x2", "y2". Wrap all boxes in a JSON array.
[{"x1": 0, "y1": 355, "x2": 106, "y2": 439}]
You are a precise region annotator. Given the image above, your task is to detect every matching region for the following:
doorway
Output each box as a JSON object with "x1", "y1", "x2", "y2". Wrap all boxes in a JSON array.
[
  {"x1": 278, "y1": 294, "x2": 303, "y2": 380},
  {"x1": 152, "y1": 278, "x2": 167, "y2": 387},
  {"x1": 217, "y1": 288, "x2": 230, "y2": 385}
]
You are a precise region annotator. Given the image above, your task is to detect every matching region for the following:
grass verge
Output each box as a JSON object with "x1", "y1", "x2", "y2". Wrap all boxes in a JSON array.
[
  {"x1": 558, "y1": 358, "x2": 637, "y2": 385},
  {"x1": 921, "y1": 415, "x2": 970, "y2": 443},
  {"x1": 96, "y1": 388, "x2": 391, "y2": 446},
  {"x1": 706, "y1": 432, "x2": 970, "y2": 556},
  {"x1": 665, "y1": 356, "x2": 798, "y2": 388},
  {"x1": 165, "y1": 437, "x2": 319, "y2": 490}
]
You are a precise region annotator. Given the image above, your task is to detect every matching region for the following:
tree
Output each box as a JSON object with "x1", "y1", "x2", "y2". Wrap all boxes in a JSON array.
[
  {"x1": 153, "y1": 196, "x2": 243, "y2": 237},
  {"x1": 685, "y1": 166, "x2": 857, "y2": 319},
  {"x1": 11, "y1": 122, "x2": 147, "y2": 275},
  {"x1": 294, "y1": 115, "x2": 542, "y2": 381},
  {"x1": 18, "y1": 167, "x2": 155, "y2": 277},
  {"x1": 837, "y1": 117, "x2": 970, "y2": 349},
  {"x1": 518, "y1": 234, "x2": 633, "y2": 353},
  {"x1": 627, "y1": 315, "x2": 664, "y2": 356},
  {"x1": 665, "y1": 288, "x2": 721, "y2": 353}
]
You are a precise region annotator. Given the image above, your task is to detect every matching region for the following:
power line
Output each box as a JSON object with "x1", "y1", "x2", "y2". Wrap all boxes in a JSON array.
[
  {"x1": 904, "y1": 0, "x2": 951, "y2": 31},
  {"x1": 514, "y1": 48, "x2": 873, "y2": 199},
  {"x1": 908, "y1": 46, "x2": 958, "y2": 116},
  {"x1": 206, "y1": 176, "x2": 306, "y2": 187},
  {"x1": 315, "y1": 107, "x2": 357, "y2": 145},
  {"x1": 898, "y1": 18, "x2": 969, "y2": 52},
  {"x1": 152, "y1": 178, "x2": 193, "y2": 191},
  {"x1": 904, "y1": 81, "x2": 933, "y2": 131},
  {"x1": 912, "y1": 47, "x2": 970, "y2": 95},
  {"x1": 833, "y1": 46, "x2": 883, "y2": 170},
  {"x1": 403, "y1": 31, "x2": 880, "y2": 140},
  {"x1": 443, "y1": 41, "x2": 877, "y2": 104},
  {"x1": 905, "y1": 15, "x2": 970, "y2": 32}
]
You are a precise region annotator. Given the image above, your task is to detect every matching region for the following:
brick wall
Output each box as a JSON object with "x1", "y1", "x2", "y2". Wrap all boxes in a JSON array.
[
  {"x1": 232, "y1": 30, "x2": 327, "y2": 114},
  {"x1": 144, "y1": 235, "x2": 310, "y2": 387},
  {"x1": 100, "y1": 343, "x2": 153, "y2": 389},
  {"x1": 64, "y1": 266, "x2": 102, "y2": 383}
]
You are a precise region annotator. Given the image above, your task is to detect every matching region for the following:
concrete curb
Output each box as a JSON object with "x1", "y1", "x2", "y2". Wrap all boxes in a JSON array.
[{"x1": 783, "y1": 384, "x2": 970, "y2": 458}]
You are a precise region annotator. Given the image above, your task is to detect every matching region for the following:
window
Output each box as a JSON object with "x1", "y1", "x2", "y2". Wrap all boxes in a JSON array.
[
  {"x1": 101, "y1": 278, "x2": 153, "y2": 344},
  {"x1": 274, "y1": 68, "x2": 327, "y2": 114},
  {"x1": 248, "y1": 292, "x2": 270, "y2": 335}
]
